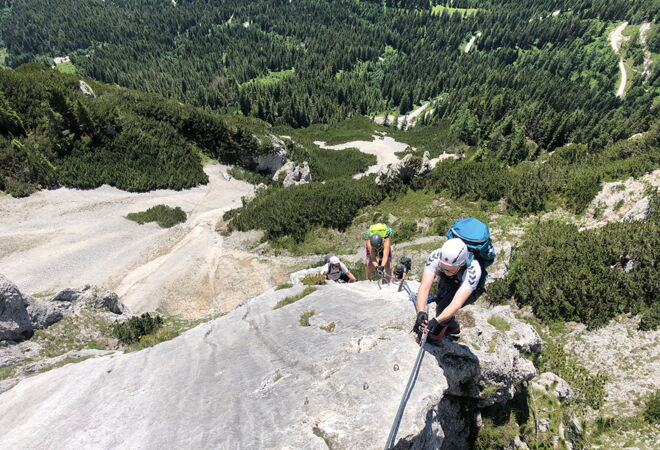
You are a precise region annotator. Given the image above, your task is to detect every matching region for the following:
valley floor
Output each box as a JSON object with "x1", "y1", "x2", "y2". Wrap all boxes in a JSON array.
[{"x1": 0, "y1": 165, "x2": 313, "y2": 318}]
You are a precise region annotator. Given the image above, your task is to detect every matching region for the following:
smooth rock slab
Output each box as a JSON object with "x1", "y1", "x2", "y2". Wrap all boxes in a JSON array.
[{"x1": 0, "y1": 282, "x2": 447, "y2": 449}]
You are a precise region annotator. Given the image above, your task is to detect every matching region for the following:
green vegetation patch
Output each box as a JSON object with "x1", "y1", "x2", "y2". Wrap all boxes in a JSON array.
[
  {"x1": 389, "y1": 120, "x2": 460, "y2": 158},
  {"x1": 127, "y1": 205, "x2": 187, "y2": 228},
  {"x1": 31, "y1": 313, "x2": 114, "y2": 358},
  {"x1": 123, "y1": 314, "x2": 216, "y2": 352},
  {"x1": 273, "y1": 286, "x2": 317, "y2": 309},
  {"x1": 0, "y1": 64, "x2": 274, "y2": 197},
  {"x1": 535, "y1": 340, "x2": 607, "y2": 409},
  {"x1": 0, "y1": 364, "x2": 17, "y2": 381},
  {"x1": 225, "y1": 177, "x2": 385, "y2": 241},
  {"x1": 276, "y1": 116, "x2": 382, "y2": 146},
  {"x1": 431, "y1": 4, "x2": 479, "y2": 17},
  {"x1": 487, "y1": 316, "x2": 511, "y2": 332},
  {"x1": 299, "y1": 310, "x2": 315, "y2": 326},
  {"x1": 275, "y1": 282, "x2": 293, "y2": 290},
  {"x1": 54, "y1": 61, "x2": 77, "y2": 74},
  {"x1": 644, "y1": 389, "x2": 660, "y2": 424},
  {"x1": 242, "y1": 68, "x2": 295, "y2": 87},
  {"x1": 492, "y1": 214, "x2": 659, "y2": 329},
  {"x1": 112, "y1": 313, "x2": 164, "y2": 345},
  {"x1": 301, "y1": 273, "x2": 326, "y2": 286}
]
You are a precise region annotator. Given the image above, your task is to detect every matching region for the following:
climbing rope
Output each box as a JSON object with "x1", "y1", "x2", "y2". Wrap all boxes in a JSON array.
[
  {"x1": 384, "y1": 323, "x2": 428, "y2": 449},
  {"x1": 383, "y1": 274, "x2": 435, "y2": 449}
]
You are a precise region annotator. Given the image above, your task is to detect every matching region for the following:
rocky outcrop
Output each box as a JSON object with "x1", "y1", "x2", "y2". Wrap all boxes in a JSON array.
[
  {"x1": 0, "y1": 281, "x2": 540, "y2": 449},
  {"x1": 1, "y1": 274, "x2": 129, "y2": 342},
  {"x1": 273, "y1": 160, "x2": 312, "y2": 187},
  {"x1": 0, "y1": 275, "x2": 33, "y2": 341},
  {"x1": 582, "y1": 169, "x2": 659, "y2": 229},
  {"x1": 51, "y1": 285, "x2": 130, "y2": 315},
  {"x1": 253, "y1": 134, "x2": 288, "y2": 173},
  {"x1": 375, "y1": 151, "x2": 433, "y2": 185},
  {"x1": 530, "y1": 372, "x2": 574, "y2": 401},
  {"x1": 78, "y1": 80, "x2": 96, "y2": 98}
]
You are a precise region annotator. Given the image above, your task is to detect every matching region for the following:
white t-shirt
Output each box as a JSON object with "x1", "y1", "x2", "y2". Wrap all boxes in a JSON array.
[
  {"x1": 424, "y1": 248, "x2": 482, "y2": 291},
  {"x1": 322, "y1": 262, "x2": 349, "y2": 281}
]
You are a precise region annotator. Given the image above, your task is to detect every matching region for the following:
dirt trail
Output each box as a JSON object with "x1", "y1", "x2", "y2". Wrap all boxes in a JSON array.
[
  {"x1": 0, "y1": 166, "x2": 306, "y2": 318},
  {"x1": 373, "y1": 102, "x2": 434, "y2": 130},
  {"x1": 464, "y1": 32, "x2": 481, "y2": 53},
  {"x1": 609, "y1": 21, "x2": 628, "y2": 97}
]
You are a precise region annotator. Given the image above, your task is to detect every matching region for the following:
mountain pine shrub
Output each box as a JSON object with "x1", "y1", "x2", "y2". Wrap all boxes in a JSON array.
[
  {"x1": 127, "y1": 205, "x2": 187, "y2": 228},
  {"x1": 112, "y1": 313, "x2": 164, "y2": 345},
  {"x1": 492, "y1": 215, "x2": 659, "y2": 328},
  {"x1": 225, "y1": 177, "x2": 385, "y2": 241}
]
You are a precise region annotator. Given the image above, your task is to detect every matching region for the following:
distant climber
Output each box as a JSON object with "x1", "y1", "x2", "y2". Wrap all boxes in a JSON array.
[
  {"x1": 413, "y1": 238, "x2": 484, "y2": 343},
  {"x1": 321, "y1": 255, "x2": 357, "y2": 283},
  {"x1": 364, "y1": 223, "x2": 393, "y2": 279},
  {"x1": 394, "y1": 256, "x2": 412, "y2": 280}
]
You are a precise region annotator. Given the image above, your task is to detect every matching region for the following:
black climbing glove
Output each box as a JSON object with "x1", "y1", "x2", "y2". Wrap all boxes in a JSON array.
[
  {"x1": 413, "y1": 311, "x2": 428, "y2": 333},
  {"x1": 427, "y1": 318, "x2": 440, "y2": 335}
]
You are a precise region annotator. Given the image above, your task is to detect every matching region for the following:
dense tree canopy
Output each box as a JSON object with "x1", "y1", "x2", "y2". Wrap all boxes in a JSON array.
[
  {"x1": 1, "y1": 0, "x2": 657, "y2": 155},
  {"x1": 0, "y1": 64, "x2": 272, "y2": 196}
]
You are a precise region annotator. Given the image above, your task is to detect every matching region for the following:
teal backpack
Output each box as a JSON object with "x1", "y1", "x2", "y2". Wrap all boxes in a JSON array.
[{"x1": 446, "y1": 218, "x2": 496, "y2": 269}]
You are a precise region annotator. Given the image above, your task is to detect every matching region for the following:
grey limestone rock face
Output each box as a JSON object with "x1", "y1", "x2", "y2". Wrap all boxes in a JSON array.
[
  {"x1": 530, "y1": 372, "x2": 574, "y2": 401},
  {"x1": 436, "y1": 304, "x2": 540, "y2": 408},
  {"x1": 25, "y1": 297, "x2": 69, "y2": 330},
  {"x1": 2, "y1": 275, "x2": 130, "y2": 343},
  {"x1": 0, "y1": 282, "x2": 542, "y2": 449},
  {"x1": 375, "y1": 152, "x2": 432, "y2": 186},
  {"x1": 0, "y1": 274, "x2": 33, "y2": 341},
  {"x1": 52, "y1": 286, "x2": 130, "y2": 316},
  {"x1": 78, "y1": 80, "x2": 96, "y2": 97},
  {"x1": 273, "y1": 160, "x2": 312, "y2": 187},
  {"x1": 253, "y1": 134, "x2": 288, "y2": 173}
]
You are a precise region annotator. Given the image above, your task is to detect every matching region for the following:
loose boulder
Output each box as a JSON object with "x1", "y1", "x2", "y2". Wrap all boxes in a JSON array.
[
  {"x1": 530, "y1": 372, "x2": 574, "y2": 401},
  {"x1": 0, "y1": 274, "x2": 33, "y2": 341},
  {"x1": 273, "y1": 160, "x2": 312, "y2": 187}
]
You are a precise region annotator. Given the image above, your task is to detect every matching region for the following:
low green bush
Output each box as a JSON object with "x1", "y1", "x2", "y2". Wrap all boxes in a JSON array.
[
  {"x1": 301, "y1": 273, "x2": 326, "y2": 286},
  {"x1": 493, "y1": 217, "x2": 659, "y2": 328},
  {"x1": 225, "y1": 177, "x2": 385, "y2": 241},
  {"x1": 112, "y1": 313, "x2": 164, "y2": 345},
  {"x1": 534, "y1": 341, "x2": 607, "y2": 409},
  {"x1": 394, "y1": 221, "x2": 418, "y2": 243},
  {"x1": 227, "y1": 166, "x2": 274, "y2": 185},
  {"x1": 275, "y1": 282, "x2": 293, "y2": 290},
  {"x1": 287, "y1": 141, "x2": 375, "y2": 181},
  {"x1": 299, "y1": 310, "x2": 315, "y2": 326},
  {"x1": 127, "y1": 205, "x2": 187, "y2": 228},
  {"x1": 273, "y1": 287, "x2": 317, "y2": 309},
  {"x1": 644, "y1": 390, "x2": 660, "y2": 424}
]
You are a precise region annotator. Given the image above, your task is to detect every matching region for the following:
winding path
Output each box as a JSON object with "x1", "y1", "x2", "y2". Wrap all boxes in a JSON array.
[
  {"x1": 464, "y1": 32, "x2": 481, "y2": 53},
  {"x1": 609, "y1": 21, "x2": 628, "y2": 98}
]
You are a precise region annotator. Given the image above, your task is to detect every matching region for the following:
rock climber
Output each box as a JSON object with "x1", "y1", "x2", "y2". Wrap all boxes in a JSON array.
[
  {"x1": 322, "y1": 255, "x2": 357, "y2": 283},
  {"x1": 413, "y1": 238, "x2": 484, "y2": 342},
  {"x1": 364, "y1": 223, "x2": 393, "y2": 279}
]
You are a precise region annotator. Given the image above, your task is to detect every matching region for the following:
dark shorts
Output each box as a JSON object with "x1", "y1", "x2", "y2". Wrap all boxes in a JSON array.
[
  {"x1": 430, "y1": 275, "x2": 484, "y2": 332},
  {"x1": 365, "y1": 245, "x2": 392, "y2": 264}
]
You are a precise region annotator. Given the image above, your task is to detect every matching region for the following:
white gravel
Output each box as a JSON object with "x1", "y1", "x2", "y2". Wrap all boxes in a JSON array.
[
  {"x1": 0, "y1": 166, "x2": 293, "y2": 318},
  {"x1": 314, "y1": 135, "x2": 410, "y2": 176}
]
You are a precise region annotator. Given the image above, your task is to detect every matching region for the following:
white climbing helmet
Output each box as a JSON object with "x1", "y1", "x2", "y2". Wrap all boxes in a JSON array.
[
  {"x1": 329, "y1": 256, "x2": 340, "y2": 265},
  {"x1": 440, "y1": 238, "x2": 468, "y2": 267}
]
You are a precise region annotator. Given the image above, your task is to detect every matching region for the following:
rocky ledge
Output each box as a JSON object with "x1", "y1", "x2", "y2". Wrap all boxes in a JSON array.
[{"x1": 0, "y1": 279, "x2": 541, "y2": 449}]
